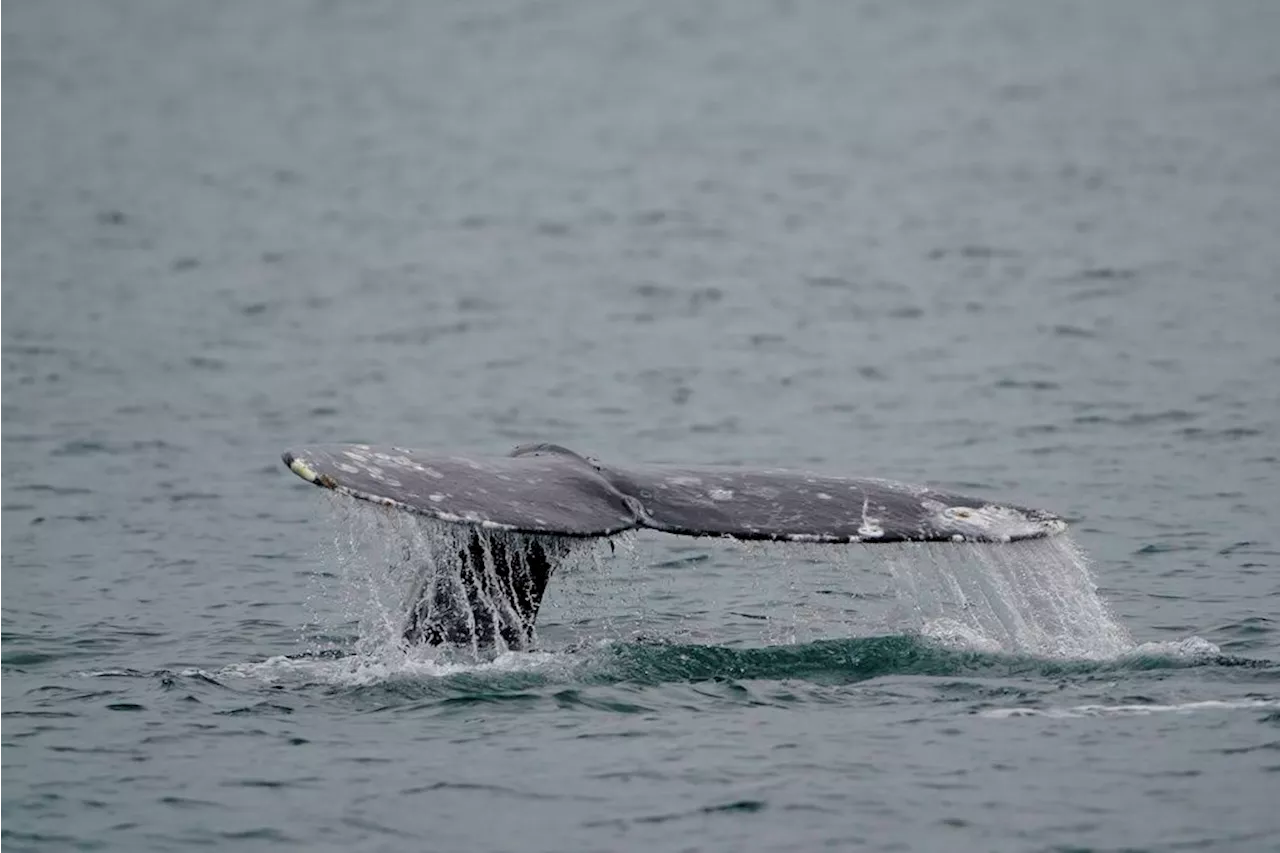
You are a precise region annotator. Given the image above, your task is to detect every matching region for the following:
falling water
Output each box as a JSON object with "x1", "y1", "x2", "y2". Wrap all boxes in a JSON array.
[
  {"x1": 313, "y1": 497, "x2": 607, "y2": 660},
  {"x1": 715, "y1": 533, "x2": 1134, "y2": 658},
  {"x1": 314, "y1": 497, "x2": 1134, "y2": 661},
  {"x1": 871, "y1": 535, "x2": 1135, "y2": 659}
]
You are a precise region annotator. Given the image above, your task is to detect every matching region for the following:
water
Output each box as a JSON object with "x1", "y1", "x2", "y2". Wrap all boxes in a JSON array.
[
  {"x1": 305, "y1": 503, "x2": 1132, "y2": 661},
  {"x1": 875, "y1": 537, "x2": 1135, "y2": 659},
  {"x1": 4, "y1": 1, "x2": 1280, "y2": 851}
]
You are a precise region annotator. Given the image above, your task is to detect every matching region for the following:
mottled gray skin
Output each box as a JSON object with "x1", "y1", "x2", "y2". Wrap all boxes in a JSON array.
[
  {"x1": 283, "y1": 442, "x2": 1066, "y2": 544},
  {"x1": 284, "y1": 442, "x2": 1066, "y2": 648}
]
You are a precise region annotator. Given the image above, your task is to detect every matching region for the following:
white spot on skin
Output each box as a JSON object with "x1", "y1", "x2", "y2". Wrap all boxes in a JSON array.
[
  {"x1": 669, "y1": 476, "x2": 702, "y2": 487},
  {"x1": 817, "y1": 493, "x2": 832, "y2": 500},
  {"x1": 289, "y1": 458, "x2": 318, "y2": 482},
  {"x1": 343, "y1": 450, "x2": 369, "y2": 463},
  {"x1": 709, "y1": 488, "x2": 734, "y2": 501},
  {"x1": 428, "y1": 494, "x2": 445, "y2": 503},
  {"x1": 934, "y1": 504, "x2": 1061, "y2": 542},
  {"x1": 337, "y1": 463, "x2": 360, "y2": 474}
]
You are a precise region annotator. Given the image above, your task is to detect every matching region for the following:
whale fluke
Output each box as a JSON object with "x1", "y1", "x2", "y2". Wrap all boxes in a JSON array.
[
  {"x1": 283, "y1": 442, "x2": 1066, "y2": 649},
  {"x1": 283, "y1": 443, "x2": 1065, "y2": 545}
]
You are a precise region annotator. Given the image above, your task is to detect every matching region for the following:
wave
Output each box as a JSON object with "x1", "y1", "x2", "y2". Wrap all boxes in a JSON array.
[{"x1": 206, "y1": 632, "x2": 1260, "y2": 695}]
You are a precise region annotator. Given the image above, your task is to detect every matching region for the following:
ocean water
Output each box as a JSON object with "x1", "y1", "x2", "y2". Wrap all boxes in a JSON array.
[{"x1": 4, "y1": 1, "x2": 1280, "y2": 851}]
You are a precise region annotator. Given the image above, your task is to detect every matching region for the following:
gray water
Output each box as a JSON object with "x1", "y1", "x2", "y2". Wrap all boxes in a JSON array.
[{"x1": 4, "y1": 1, "x2": 1280, "y2": 850}]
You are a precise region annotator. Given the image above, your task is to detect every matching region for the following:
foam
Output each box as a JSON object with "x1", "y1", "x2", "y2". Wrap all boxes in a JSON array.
[{"x1": 982, "y1": 698, "x2": 1278, "y2": 719}]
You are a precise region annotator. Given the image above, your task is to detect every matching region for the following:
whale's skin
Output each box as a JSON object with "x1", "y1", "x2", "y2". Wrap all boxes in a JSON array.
[{"x1": 282, "y1": 442, "x2": 1066, "y2": 545}]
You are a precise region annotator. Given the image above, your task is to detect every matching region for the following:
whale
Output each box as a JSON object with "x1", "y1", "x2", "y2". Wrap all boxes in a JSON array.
[{"x1": 283, "y1": 442, "x2": 1066, "y2": 650}]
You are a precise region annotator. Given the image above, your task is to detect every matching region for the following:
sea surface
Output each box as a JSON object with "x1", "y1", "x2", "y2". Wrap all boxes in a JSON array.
[{"x1": 4, "y1": 2, "x2": 1280, "y2": 851}]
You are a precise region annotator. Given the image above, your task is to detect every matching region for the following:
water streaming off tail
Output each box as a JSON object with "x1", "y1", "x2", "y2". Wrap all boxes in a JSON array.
[
  {"x1": 312, "y1": 498, "x2": 608, "y2": 659},
  {"x1": 871, "y1": 536, "x2": 1134, "y2": 659},
  {"x1": 312, "y1": 497, "x2": 1134, "y2": 661},
  {"x1": 716, "y1": 534, "x2": 1132, "y2": 658}
]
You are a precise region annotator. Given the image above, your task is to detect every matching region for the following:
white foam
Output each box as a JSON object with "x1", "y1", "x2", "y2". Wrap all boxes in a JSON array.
[
  {"x1": 78, "y1": 669, "x2": 154, "y2": 678},
  {"x1": 1130, "y1": 636, "x2": 1222, "y2": 658},
  {"x1": 219, "y1": 648, "x2": 570, "y2": 687},
  {"x1": 919, "y1": 618, "x2": 1006, "y2": 654},
  {"x1": 982, "y1": 698, "x2": 1279, "y2": 719}
]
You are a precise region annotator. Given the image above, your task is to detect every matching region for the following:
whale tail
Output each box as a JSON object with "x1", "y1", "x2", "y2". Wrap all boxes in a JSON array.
[{"x1": 284, "y1": 442, "x2": 1067, "y2": 649}]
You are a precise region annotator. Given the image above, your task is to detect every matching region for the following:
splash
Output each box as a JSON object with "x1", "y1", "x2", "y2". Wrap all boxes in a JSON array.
[
  {"x1": 222, "y1": 647, "x2": 572, "y2": 688},
  {"x1": 872, "y1": 535, "x2": 1135, "y2": 659},
  {"x1": 305, "y1": 498, "x2": 1152, "y2": 666},
  {"x1": 306, "y1": 496, "x2": 610, "y2": 660}
]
